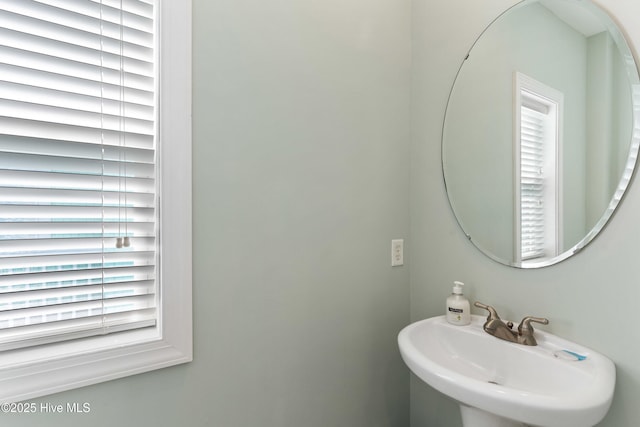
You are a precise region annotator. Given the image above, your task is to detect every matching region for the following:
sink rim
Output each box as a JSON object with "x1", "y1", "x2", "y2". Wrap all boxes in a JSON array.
[{"x1": 398, "y1": 315, "x2": 616, "y2": 427}]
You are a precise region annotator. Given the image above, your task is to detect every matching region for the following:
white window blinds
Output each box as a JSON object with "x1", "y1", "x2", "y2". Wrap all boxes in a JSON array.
[{"x1": 0, "y1": 0, "x2": 157, "y2": 351}]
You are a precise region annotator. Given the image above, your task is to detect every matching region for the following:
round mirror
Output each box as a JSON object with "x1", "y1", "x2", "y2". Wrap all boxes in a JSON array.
[{"x1": 443, "y1": 0, "x2": 640, "y2": 268}]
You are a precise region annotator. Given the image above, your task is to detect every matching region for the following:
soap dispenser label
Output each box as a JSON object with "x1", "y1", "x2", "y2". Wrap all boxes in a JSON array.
[{"x1": 448, "y1": 307, "x2": 463, "y2": 313}]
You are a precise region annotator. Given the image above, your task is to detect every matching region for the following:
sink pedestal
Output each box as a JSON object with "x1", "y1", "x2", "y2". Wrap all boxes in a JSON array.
[{"x1": 460, "y1": 405, "x2": 526, "y2": 427}]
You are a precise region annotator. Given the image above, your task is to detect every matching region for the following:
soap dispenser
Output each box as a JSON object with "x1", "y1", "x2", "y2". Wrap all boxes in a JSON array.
[{"x1": 446, "y1": 281, "x2": 471, "y2": 325}]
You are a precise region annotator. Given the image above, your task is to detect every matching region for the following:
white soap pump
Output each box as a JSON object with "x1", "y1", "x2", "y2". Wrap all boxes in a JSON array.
[{"x1": 446, "y1": 281, "x2": 471, "y2": 325}]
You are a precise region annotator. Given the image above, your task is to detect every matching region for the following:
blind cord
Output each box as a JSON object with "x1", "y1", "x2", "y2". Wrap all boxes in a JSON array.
[{"x1": 116, "y1": 0, "x2": 130, "y2": 249}]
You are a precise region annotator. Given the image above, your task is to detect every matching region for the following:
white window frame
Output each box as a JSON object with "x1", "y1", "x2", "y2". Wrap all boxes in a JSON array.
[
  {"x1": 0, "y1": 0, "x2": 192, "y2": 402},
  {"x1": 514, "y1": 72, "x2": 563, "y2": 264}
]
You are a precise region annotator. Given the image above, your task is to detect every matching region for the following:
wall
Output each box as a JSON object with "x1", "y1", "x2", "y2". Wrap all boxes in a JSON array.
[
  {"x1": 411, "y1": 0, "x2": 640, "y2": 426},
  {"x1": 4, "y1": 0, "x2": 411, "y2": 426},
  {"x1": 586, "y1": 30, "x2": 634, "y2": 227}
]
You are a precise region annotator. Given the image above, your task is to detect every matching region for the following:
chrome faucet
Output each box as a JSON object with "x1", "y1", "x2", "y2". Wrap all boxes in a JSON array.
[{"x1": 474, "y1": 302, "x2": 549, "y2": 346}]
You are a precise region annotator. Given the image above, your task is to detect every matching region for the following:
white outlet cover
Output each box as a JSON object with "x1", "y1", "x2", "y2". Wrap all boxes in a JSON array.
[{"x1": 391, "y1": 239, "x2": 404, "y2": 266}]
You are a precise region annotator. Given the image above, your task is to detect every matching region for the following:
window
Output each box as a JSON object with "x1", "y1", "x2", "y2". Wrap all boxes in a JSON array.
[
  {"x1": 514, "y1": 73, "x2": 563, "y2": 264},
  {"x1": 0, "y1": 0, "x2": 191, "y2": 402}
]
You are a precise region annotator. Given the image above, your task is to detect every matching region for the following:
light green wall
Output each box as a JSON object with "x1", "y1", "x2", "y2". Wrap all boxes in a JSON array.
[
  {"x1": 411, "y1": 0, "x2": 640, "y2": 426},
  {"x1": 586, "y1": 30, "x2": 634, "y2": 229},
  {"x1": 3, "y1": 0, "x2": 411, "y2": 426}
]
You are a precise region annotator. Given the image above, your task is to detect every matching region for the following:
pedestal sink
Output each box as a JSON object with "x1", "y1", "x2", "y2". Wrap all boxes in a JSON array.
[{"x1": 398, "y1": 315, "x2": 615, "y2": 427}]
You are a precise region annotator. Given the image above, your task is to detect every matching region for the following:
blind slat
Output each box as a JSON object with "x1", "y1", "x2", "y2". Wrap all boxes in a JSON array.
[
  {"x1": 0, "y1": 309, "x2": 156, "y2": 352},
  {"x1": 0, "y1": 251, "x2": 155, "y2": 276},
  {"x1": 0, "y1": 151, "x2": 155, "y2": 178},
  {"x1": 1, "y1": 272, "x2": 155, "y2": 295},
  {"x1": 0, "y1": 170, "x2": 155, "y2": 194},
  {"x1": 0, "y1": 117, "x2": 154, "y2": 149}
]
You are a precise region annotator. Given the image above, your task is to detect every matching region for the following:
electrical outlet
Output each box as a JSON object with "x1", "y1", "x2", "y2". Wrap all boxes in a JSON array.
[{"x1": 391, "y1": 239, "x2": 404, "y2": 267}]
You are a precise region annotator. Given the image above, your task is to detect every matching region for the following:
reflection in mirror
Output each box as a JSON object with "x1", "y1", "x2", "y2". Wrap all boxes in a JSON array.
[{"x1": 442, "y1": 0, "x2": 640, "y2": 268}]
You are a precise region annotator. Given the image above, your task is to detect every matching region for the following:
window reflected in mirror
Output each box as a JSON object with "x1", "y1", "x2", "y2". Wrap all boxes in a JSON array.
[{"x1": 515, "y1": 73, "x2": 563, "y2": 264}]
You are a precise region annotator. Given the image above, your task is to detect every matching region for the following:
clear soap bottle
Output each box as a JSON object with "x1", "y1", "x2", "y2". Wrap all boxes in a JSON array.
[{"x1": 446, "y1": 281, "x2": 470, "y2": 325}]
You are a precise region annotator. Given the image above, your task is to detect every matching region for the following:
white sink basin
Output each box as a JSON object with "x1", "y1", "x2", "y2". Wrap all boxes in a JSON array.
[{"x1": 398, "y1": 315, "x2": 615, "y2": 427}]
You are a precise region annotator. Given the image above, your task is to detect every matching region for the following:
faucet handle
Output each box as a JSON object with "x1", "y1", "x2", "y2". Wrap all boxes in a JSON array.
[
  {"x1": 517, "y1": 316, "x2": 549, "y2": 346},
  {"x1": 517, "y1": 316, "x2": 549, "y2": 334},
  {"x1": 473, "y1": 302, "x2": 501, "y2": 321}
]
